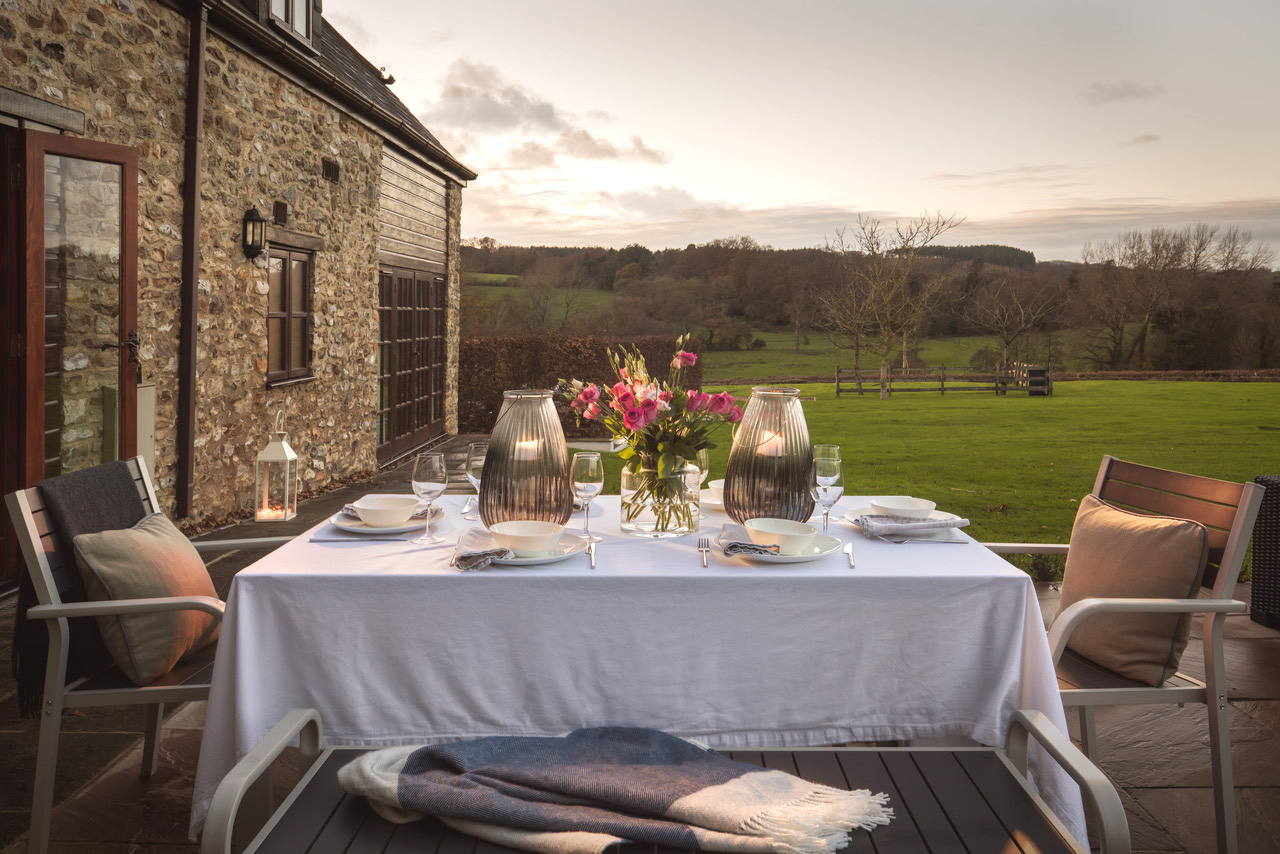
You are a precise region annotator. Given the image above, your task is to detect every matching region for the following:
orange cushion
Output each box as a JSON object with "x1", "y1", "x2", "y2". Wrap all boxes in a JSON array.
[
  {"x1": 73, "y1": 513, "x2": 220, "y2": 685},
  {"x1": 1057, "y1": 494, "x2": 1209, "y2": 686}
]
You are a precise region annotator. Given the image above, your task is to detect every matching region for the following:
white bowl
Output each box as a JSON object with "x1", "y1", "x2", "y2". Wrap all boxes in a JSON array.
[
  {"x1": 743, "y1": 518, "x2": 817, "y2": 555},
  {"x1": 489, "y1": 520, "x2": 565, "y2": 557},
  {"x1": 869, "y1": 496, "x2": 937, "y2": 519},
  {"x1": 707, "y1": 479, "x2": 725, "y2": 503},
  {"x1": 351, "y1": 495, "x2": 420, "y2": 528}
]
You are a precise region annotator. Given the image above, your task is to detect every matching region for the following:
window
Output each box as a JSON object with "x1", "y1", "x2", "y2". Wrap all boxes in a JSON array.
[
  {"x1": 269, "y1": 0, "x2": 310, "y2": 40},
  {"x1": 267, "y1": 246, "x2": 313, "y2": 384}
]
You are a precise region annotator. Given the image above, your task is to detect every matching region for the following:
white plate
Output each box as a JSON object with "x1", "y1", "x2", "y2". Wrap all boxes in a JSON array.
[
  {"x1": 699, "y1": 489, "x2": 724, "y2": 509},
  {"x1": 717, "y1": 532, "x2": 844, "y2": 564},
  {"x1": 844, "y1": 507, "x2": 963, "y2": 538},
  {"x1": 491, "y1": 534, "x2": 590, "y2": 565},
  {"x1": 329, "y1": 504, "x2": 444, "y2": 535}
]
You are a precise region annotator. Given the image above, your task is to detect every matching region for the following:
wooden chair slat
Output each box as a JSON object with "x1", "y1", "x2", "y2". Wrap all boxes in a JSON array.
[
  {"x1": 955, "y1": 749, "x2": 1076, "y2": 853},
  {"x1": 306, "y1": 792, "x2": 384, "y2": 854},
  {"x1": 911, "y1": 751, "x2": 1017, "y2": 851},
  {"x1": 1105, "y1": 458, "x2": 1245, "y2": 506},
  {"x1": 72, "y1": 645, "x2": 216, "y2": 696},
  {"x1": 792, "y1": 752, "x2": 878, "y2": 854},
  {"x1": 1098, "y1": 480, "x2": 1240, "y2": 531},
  {"x1": 382, "y1": 812, "x2": 449, "y2": 854},
  {"x1": 756, "y1": 750, "x2": 799, "y2": 775},
  {"x1": 259, "y1": 750, "x2": 355, "y2": 853},
  {"x1": 834, "y1": 751, "x2": 928, "y2": 850},
  {"x1": 1057, "y1": 647, "x2": 1159, "y2": 691},
  {"x1": 880, "y1": 751, "x2": 967, "y2": 853}
]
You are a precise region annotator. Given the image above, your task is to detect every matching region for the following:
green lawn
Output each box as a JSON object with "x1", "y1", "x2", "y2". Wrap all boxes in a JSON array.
[
  {"x1": 579, "y1": 381, "x2": 1280, "y2": 578},
  {"x1": 699, "y1": 331, "x2": 1007, "y2": 380}
]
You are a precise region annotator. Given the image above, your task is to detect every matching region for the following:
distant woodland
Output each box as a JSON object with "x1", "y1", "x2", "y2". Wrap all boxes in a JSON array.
[{"x1": 461, "y1": 222, "x2": 1280, "y2": 373}]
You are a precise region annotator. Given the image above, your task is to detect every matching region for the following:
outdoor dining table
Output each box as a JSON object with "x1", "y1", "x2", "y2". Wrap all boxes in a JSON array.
[{"x1": 189, "y1": 494, "x2": 1086, "y2": 844}]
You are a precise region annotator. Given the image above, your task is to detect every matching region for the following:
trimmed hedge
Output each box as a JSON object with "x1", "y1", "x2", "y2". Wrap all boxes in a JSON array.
[{"x1": 457, "y1": 335, "x2": 704, "y2": 437}]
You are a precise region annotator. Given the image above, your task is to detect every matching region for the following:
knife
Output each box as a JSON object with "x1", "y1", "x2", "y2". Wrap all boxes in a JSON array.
[
  {"x1": 310, "y1": 537, "x2": 414, "y2": 543},
  {"x1": 587, "y1": 541, "x2": 596, "y2": 569},
  {"x1": 843, "y1": 542, "x2": 855, "y2": 567}
]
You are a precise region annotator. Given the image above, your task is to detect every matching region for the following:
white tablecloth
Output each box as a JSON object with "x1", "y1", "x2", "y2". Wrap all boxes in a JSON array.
[{"x1": 190, "y1": 495, "x2": 1084, "y2": 843}]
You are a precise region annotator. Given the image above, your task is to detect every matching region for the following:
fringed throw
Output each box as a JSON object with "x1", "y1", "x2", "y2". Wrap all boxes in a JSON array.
[{"x1": 339, "y1": 726, "x2": 892, "y2": 854}]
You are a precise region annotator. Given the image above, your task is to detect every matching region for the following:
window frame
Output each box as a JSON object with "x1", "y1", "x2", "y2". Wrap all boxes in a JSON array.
[
  {"x1": 265, "y1": 244, "x2": 314, "y2": 387},
  {"x1": 268, "y1": 0, "x2": 312, "y2": 43}
]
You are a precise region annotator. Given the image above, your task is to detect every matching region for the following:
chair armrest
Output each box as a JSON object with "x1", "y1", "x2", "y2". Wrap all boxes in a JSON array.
[
  {"x1": 201, "y1": 709, "x2": 324, "y2": 854},
  {"x1": 1048, "y1": 597, "x2": 1247, "y2": 661},
  {"x1": 1006, "y1": 710, "x2": 1131, "y2": 854},
  {"x1": 983, "y1": 542, "x2": 1070, "y2": 555},
  {"x1": 191, "y1": 536, "x2": 293, "y2": 553},
  {"x1": 27, "y1": 596, "x2": 225, "y2": 621}
]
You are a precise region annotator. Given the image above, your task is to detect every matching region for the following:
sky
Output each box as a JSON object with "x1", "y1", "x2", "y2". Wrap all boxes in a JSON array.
[{"x1": 323, "y1": 0, "x2": 1280, "y2": 263}]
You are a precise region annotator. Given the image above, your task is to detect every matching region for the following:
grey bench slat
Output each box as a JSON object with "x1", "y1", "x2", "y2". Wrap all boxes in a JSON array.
[
  {"x1": 956, "y1": 749, "x2": 1072, "y2": 854},
  {"x1": 251, "y1": 748, "x2": 1079, "y2": 854}
]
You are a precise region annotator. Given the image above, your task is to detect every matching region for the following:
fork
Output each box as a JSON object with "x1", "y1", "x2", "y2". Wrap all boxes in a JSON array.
[{"x1": 698, "y1": 536, "x2": 711, "y2": 567}]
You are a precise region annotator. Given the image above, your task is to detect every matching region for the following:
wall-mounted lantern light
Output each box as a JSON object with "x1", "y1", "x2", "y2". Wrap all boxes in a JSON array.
[{"x1": 242, "y1": 207, "x2": 267, "y2": 259}]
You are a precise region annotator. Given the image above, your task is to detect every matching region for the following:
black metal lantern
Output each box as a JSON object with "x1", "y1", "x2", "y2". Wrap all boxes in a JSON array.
[{"x1": 242, "y1": 207, "x2": 267, "y2": 259}]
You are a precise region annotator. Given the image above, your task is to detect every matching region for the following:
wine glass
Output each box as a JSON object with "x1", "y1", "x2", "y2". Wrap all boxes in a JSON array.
[
  {"x1": 571, "y1": 452, "x2": 604, "y2": 543},
  {"x1": 811, "y1": 447, "x2": 844, "y2": 532},
  {"x1": 695, "y1": 448, "x2": 711, "y2": 491},
  {"x1": 463, "y1": 442, "x2": 486, "y2": 521},
  {"x1": 411, "y1": 452, "x2": 448, "y2": 544}
]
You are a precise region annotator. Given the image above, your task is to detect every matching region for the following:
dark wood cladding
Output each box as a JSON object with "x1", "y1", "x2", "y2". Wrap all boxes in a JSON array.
[{"x1": 378, "y1": 148, "x2": 447, "y2": 272}]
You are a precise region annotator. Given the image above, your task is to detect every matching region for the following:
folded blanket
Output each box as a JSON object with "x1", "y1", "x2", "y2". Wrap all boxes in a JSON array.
[
  {"x1": 856, "y1": 514, "x2": 970, "y2": 538},
  {"x1": 339, "y1": 727, "x2": 891, "y2": 854},
  {"x1": 719, "y1": 524, "x2": 782, "y2": 557},
  {"x1": 453, "y1": 527, "x2": 514, "y2": 571}
]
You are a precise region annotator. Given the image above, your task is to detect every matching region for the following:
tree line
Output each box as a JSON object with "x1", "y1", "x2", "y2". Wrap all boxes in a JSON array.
[{"x1": 460, "y1": 221, "x2": 1279, "y2": 380}]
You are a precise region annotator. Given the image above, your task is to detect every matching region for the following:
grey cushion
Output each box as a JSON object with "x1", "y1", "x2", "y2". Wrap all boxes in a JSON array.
[
  {"x1": 1057, "y1": 494, "x2": 1209, "y2": 686},
  {"x1": 73, "y1": 513, "x2": 220, "y2": 685}
]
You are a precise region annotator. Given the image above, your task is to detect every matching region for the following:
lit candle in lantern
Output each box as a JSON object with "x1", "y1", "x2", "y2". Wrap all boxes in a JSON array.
[
  {"x1": 514, "y1": 439, "x2": 540, "y2": 461},
  {"x1": 758, "y1": 430, "x2": 785, "y2": 457}
]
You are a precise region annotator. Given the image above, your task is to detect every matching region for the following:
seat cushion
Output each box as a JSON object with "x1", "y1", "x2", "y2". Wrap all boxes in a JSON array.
[
  {"x1": 1056, "y1": 494, "x2": 1209, "y2": 686},
  {"x1": 73, "y1": 512, "x2": 220, "y2": 685}
]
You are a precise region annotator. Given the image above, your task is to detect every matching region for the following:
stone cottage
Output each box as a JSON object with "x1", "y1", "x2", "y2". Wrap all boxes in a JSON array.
[{"x1": 0, "y1": 0, "x2": 476, "y2": 589}]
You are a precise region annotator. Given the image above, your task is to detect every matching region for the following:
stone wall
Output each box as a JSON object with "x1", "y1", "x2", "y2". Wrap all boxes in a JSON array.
[
  {"x1": 445, "y1": 179, "x2": 462, "y2": 434},
  {"x1": 194, "y1": 32, "x2": 383, "y2": 519},
  {"x1": 2, "y1": 0, "x2": 453, "y2": 524}
]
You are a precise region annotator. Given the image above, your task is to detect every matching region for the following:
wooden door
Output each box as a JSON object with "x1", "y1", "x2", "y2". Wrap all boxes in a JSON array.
[
  {"x1": 0, "y1": 129, "x2": 138, "y2": 590},
  {"x1": 375, "y1": 266, "x2": 446, "y2": 465}
]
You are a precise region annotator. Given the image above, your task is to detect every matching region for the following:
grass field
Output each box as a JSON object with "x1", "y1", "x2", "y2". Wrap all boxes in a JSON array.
[{"x1": 576, "y1": 381, "x2": 1280, "y2": 578}]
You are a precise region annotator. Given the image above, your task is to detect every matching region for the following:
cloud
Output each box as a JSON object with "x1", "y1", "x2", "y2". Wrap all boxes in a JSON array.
[
  {"x1": 1120, "y1": 133, "x2": 1161, "y2": 146},
  {"x1": 555, "y1": 130, "x2": 669, "y2": 164},
  {"x1": 505, "y1": 141, "x2": 558, "y2": 169},
  {"x1": 1082, "y1": 80, "x2": 1165, "y2": 106},
  {"x1": 421, "y1": 59, "x2": 568, "y2": 133},
  {"x1": 925, "y1": 164, "x2": 1078, "y2": 188}
]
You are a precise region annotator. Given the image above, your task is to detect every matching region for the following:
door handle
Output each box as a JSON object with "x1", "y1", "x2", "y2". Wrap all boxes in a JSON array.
[{"x1": 101, "y1": 330, "x2": 142, "y2": 382}]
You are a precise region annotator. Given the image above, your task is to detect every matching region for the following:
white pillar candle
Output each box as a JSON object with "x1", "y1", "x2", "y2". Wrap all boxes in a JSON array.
[
  {"x1": 514, "y1": 439, "x2": 540, "y2": 461},
  {"x1": 758, "y1": 431, "x2": 785, "y2": 457}
]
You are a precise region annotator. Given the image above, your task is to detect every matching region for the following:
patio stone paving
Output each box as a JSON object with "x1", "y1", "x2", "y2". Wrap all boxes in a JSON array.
[{"x1": 2, "y1": 437, "x2": 1278, "y2": 852}]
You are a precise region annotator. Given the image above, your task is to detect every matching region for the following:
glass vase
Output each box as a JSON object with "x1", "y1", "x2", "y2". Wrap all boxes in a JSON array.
[
  {"x1": 479, "y1": 390, "x2": 573, "y2": 526},
  {"x1": 619, "y1": 456, "x2": 701, "y2": 538},
  {"x1": 723, "y1": 387, "x2": 815, "y2": 523}
]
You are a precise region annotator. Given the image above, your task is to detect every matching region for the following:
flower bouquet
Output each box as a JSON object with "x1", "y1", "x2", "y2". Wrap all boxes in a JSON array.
[{"x1": 561, "y1": 336, "x2": 742, "y2": 536}]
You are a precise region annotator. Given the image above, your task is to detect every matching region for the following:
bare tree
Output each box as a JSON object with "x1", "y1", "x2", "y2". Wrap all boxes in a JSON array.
[
  {"x1": 817, "y1": 211, "x2": 964, "y2": 398},
  {"x1": 961, "y1": 266, "x2": 1065, "y2": 371}
]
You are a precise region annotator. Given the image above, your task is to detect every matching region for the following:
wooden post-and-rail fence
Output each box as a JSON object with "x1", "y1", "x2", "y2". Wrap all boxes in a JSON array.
[{"x1": 834, "y1": 363, "x2": 1053, "y2": 397}]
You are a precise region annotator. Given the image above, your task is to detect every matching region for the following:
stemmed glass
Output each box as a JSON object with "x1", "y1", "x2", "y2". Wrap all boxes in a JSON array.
[
  {"x1": 411, "y1": 452, "x2": 448, "y2": 544},
  {"x1": 811, "y1": 445, "x2": 844, "y2": 532},
  {"x1": 571, "y1": 452, "x2": 604, "y2": 543},
  {"x1": 463, "y1": 442, "x2": 486, "y2": 521},
  {"x1": 695, "y1": 448, "x2": 711, "y2": 493}
]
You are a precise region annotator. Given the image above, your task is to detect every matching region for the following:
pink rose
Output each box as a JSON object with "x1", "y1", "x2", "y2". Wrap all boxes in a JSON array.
[
  {"x1": 685, "y1": 390, "x2": 708, "y2": 411},
  {"x1": 611, "y1": 381, "x2": 629, "y2": 398},
  {"x1": 623, "y1": 407, "x2": 646, "y2": 431},
  {"x1": 708, "y1": 392, "x2": 732, "y2": 415},
  {"x1": 615, "y1": 389, "x2": 637, "y2": 410},
  {"x1": 658, "y1": 389, "x2": 673, "y2": 403},
  {"x1": 727, "y1": 404, "x2": 744, "y2": 423},
  {"x1": 579, "y1": 385, "x2": 600, "y2": 403},
  {"x1": 640, "y1": 398, "x2": 659, "y2": 424},
  {"x1": 583, "y1": 402, "x2": 600, "y2": 420},
  {"x1": 670, "y1": 350, "x2": 698, "y2": 369}
]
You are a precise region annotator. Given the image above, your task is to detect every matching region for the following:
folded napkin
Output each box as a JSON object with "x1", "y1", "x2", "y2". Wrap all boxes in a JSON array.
[
  {"x1": 338, "y1": 726, "x2": 892, "y2": 854},
  {"x1": 453, "y1": 527, "x2": 513, "y2": 571},
  {"x1": 856, "y1": 514, "x2": 970, "y2": 538},
  {"x1": 720, "y1": 523, "x2": 781, "y2": 557}
]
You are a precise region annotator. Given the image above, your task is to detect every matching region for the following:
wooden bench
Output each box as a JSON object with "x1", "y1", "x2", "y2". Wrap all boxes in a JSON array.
[{"x1": 201, "y1": 709, "x2": 1130, "y2": 854}]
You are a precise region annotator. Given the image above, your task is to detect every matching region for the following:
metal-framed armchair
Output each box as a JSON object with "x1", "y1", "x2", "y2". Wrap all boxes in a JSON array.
[
  {"x1": 5, "y1": 456, "x2": 291, "y2": 854},
  {"x1": 985, "y1": 455, "x2": 1265, "y2": 854}
]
